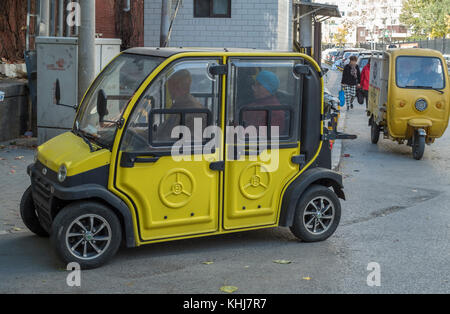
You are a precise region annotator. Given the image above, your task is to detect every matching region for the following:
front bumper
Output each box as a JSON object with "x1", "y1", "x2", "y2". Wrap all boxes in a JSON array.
[
  {"x1": 27, "y1": 162, "x2": 58, "y2": 232},
  {"x1": 27, "y1": 162, "x2": 136, "y2": 247}
]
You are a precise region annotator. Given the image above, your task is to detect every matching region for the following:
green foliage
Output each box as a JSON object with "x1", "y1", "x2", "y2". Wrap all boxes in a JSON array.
[{"x1": 400, "y1": 0, "x2": 450, "y2": 39}]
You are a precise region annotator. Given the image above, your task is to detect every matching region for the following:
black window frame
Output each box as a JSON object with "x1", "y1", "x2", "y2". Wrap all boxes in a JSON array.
[
  {"x1": 227, "y1": 57, "x2": 304, "y2": 141},
  {"x1": 194, "y1": 0, "x2": 232, "y2": 18}
]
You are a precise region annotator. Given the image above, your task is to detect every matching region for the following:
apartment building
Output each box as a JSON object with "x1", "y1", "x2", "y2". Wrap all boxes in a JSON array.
[
  {"x1": 144, "y1": 0, "x2": 292, "y2": 51},
  {"x1": 318, "y1": 0, "x2": 409, "y2": 45}
]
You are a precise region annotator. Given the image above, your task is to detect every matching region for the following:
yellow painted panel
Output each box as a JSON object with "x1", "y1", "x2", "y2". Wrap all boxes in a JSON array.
[
  {"x1": 37, "y1": 132, "x2": 110, "y2": 175},
  {"x1": 116, "y1": 152, "x2": 220, "y2": 241},
  {"x1": 223, "y1": 146, "x2": 299, "y2": 230}
]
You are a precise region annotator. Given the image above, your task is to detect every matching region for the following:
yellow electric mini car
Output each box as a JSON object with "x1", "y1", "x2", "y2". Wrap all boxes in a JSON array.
[
  {"x1": 21, "y1": 48, "x2": 349, "y2": 269},
  {"x1": 368, "y1": 48, "x2": 450, "y2": 159}
]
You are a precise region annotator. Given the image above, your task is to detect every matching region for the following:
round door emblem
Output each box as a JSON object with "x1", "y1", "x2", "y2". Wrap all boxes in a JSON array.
[
  {"x1": 239, "y1": 163, "x2": 271, "y2": 200},
  {"x1": 159, "y1": 169, "x2": 196, "y2": 208}
]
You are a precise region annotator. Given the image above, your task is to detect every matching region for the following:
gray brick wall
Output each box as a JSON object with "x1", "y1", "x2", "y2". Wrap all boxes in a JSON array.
[{"x1": 144, "y1": 0, "x2": 292, "y2": 51}]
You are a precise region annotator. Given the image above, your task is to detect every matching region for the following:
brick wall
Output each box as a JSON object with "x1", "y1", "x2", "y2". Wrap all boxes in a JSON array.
[
  {"x1": 96, "y1": 0, "x2": 117, "y2": 38},
  {"x1": 144, "y1": 0, "x2": 292, "y2": 50}
]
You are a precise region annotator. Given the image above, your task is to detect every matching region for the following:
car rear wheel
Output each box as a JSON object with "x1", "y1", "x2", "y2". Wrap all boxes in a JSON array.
[
  {"x1": 51, "y1": 201, "x2": 122, "y2": 269},
  {"x1": 290, "y1": 185, "x2": 341, "y2": 242},
  {"x1": 20, "y1": 186, "x2": 49, "y2": 237}
]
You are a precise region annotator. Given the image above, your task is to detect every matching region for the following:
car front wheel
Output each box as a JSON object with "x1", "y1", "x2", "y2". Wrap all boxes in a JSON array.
[{"x1": 51, "y1": 201, "x2": 122, "y2": 269}]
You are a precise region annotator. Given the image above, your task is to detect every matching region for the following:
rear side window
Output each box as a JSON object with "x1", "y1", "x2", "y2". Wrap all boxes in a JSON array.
[{"x1": 227, "y1": 59, "x2": 302, "y2": 143}]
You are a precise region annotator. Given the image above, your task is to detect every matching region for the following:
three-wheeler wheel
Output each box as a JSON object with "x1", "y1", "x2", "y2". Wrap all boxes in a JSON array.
[
  {"x1": 412, "y1": 130, "x2": 425, "y2": 160},
  {"x1": 370, "y1": 118, "x2": 380, "y2": 144},
  {"x1": 290, "y1": 185, "x2": 341, "y2": 242},
  {"x1": 51, "y1": 201, "x2": 122, "y2": 269},
  {"x1": 20, "y1": 186, "x2": 49, "y2": 237}
]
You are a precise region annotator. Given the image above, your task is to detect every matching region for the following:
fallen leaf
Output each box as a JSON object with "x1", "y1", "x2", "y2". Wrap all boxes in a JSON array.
[
  {"x1": 14, "y1": 156, "x2": 24, "y2": 160},
  {"x1": 302, "y1": 277, "x2": 311, "y2": 281},
  {"x1": 10, "y1": 169, "x2": 15, "y2": 174},
  {"x1": 12, "y1": 227, "x2": 22, "y2": 231},
  {"x1": 220, "y1": 286, "x2": 238, "y2": 293},
  {"x1": 202, "y1": 261, "x2": 214, "y2": 265},
  {"x1": 273, "y1": 259, "x2": 292, "y2": 264}
]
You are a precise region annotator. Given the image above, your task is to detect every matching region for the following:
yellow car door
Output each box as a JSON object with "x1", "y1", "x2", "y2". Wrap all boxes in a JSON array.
[
  {"x1": 114, "y1": 58, "x2": 224, "y2": 242},
  {"x1": 222, "y1": 58, "x2": 303, "y2": 230}
]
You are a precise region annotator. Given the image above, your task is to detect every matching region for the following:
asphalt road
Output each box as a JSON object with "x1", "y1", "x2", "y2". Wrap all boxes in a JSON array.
[{"x1": 0, "y1": 68, "x2": 449, "y2": 293}]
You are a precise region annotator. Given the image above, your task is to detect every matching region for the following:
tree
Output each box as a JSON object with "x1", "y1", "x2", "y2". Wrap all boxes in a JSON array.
[
  {"x1": 400, "y1": 0, "x2": 450, "y2": 39},
  {"x1": 333, "y1": 27, "x2": 349, "y2": 46}
]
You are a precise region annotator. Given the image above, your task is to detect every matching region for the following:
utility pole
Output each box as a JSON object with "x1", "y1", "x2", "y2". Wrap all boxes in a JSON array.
[
  {"x1": 39, "y1": 0, "x2": 50, "y2": 36},
  {"x1": 78, "y1": 0, "x2": 96, "y2": 103},
  {"x1": 160, "y1": 0, "x2": 171, "y2": 47},
  {"x1": 299, "y1": 0, "x2": 312, "y2": 56}
]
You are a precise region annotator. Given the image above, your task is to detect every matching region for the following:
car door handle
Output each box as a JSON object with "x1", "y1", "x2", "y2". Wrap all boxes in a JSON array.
[{"x1": 121, "y1": 152, "x2": 160, "y2": 168}]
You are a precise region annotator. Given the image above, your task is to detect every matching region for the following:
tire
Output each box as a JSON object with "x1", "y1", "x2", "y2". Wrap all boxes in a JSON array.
[
  {"x1": 20, "y1": 186, "x2": 49, "y2": 237},
  {"x1": 289, "y1": 185, "x2": 341, "y2": 242},
  {"x1": 412, "y1": 131, "x2": 425, "y2": 160},
  {"x1": 371, "y1": 120, "x2": 380, "y2": 144},
  {"x1": 51, "y1": 201, "x2": 122, "y2": 269}
]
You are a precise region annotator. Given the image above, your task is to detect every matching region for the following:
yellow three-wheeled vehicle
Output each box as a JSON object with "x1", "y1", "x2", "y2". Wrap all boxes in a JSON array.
[
  {"x1": 20, "y1": 48, "x2": 350, "y2": 268},
  {"x1": 368, "y1": 48, "x2": 450, "y2": 159}
]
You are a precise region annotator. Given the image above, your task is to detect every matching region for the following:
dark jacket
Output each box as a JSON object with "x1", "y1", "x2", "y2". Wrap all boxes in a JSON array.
[{"x1": 341, "y1": 64, "x2": 361, "y2": 86}]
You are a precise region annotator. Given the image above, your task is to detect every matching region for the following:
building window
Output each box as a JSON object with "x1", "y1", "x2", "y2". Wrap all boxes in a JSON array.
[{"x1": 194, "y1": 0, "x2": 231, "y2": 18}]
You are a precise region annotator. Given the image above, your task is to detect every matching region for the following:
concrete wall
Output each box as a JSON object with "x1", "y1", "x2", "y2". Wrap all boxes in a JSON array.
[
  {"x1": 0, "y1": 80, "x2": 29, "y2": 142},
  {"x1": 144, "y1": 0, "x2": 292, "y2": 50}
]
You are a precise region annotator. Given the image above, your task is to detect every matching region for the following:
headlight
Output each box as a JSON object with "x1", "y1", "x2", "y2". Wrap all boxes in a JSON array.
[
  {"x1": 415, "y1": 99, "x2": 428, "y2": 112},
  {"x1": 58, "y1": 165, "x2": 67, "y2": 183}
]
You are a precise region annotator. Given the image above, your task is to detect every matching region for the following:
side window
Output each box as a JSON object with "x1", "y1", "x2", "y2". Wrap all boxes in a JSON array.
[
  {"x1": 227, "y1": 59, "x2": 302, "y2": 142},
  {"x1": 121, "y1": 60, "x2": 221, "y2": 152}
]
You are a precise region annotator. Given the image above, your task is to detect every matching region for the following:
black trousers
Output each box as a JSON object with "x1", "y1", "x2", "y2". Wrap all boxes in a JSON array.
[{"x1": 362, "y1": 90, "x2": 368, "y2": 108}]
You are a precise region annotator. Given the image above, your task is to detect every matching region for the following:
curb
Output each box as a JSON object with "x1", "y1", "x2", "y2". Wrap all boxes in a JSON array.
[{"x1": 331, "y1": 110, "x2": 347, "y2": 171}]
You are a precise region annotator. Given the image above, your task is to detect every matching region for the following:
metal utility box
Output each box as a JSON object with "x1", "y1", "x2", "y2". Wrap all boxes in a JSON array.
[{"x1": 36, "y1": 37, "x2": 121, "y2": 144}]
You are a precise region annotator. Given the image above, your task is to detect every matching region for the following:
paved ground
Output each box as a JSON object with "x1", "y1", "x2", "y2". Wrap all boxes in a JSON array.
[{"x1": 0, "y1": 69, "x2": 449, "y2": 293}]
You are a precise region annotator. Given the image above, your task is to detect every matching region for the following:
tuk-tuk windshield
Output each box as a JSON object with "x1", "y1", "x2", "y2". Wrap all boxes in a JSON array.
[
  {"x1": 75, "y1": 53, "x2": 164, "y2": 148},
  {"x1": 396, "y1": 56, "x2": 445, "y2": 90}
]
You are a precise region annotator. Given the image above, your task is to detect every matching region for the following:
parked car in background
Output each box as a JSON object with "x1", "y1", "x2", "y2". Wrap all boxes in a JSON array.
[
  {"x1": 325, "y1": 49, "x2": 339, "y2": 64},
  {"x1": 342, "y1": 52, "x2": 360, "y2": 66},
  {"x1": 357, "y1": 50, "x2": 382, "y2": 70}
]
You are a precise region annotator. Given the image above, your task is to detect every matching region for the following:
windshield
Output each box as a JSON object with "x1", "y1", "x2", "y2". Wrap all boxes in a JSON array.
[
  {"x1": 75, "y1": 54, "x2": 163, "y2": 148},
  {"x1": 396, "y1": 56, "x2": 445, "y2": 90}
]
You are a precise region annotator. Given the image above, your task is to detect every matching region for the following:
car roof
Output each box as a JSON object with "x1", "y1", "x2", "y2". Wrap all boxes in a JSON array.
[
  {"x1": 387, "y1": 48, "x2": 444, "y2": 58},
  {"x1": 123, "y1": 47, "x2": 292, "y2": 57}
]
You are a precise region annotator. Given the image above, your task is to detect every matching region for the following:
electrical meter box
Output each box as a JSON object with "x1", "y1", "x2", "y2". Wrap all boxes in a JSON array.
[{"x1": 36, "y1": 37, "x2": 121, "y2": 144}]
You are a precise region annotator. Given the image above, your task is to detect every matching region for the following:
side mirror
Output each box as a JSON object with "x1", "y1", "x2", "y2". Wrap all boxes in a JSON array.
[
  {"x1": 322, "y1": 68, "x2": 329, "y2": 75},
  {"x1": 55, "y1": 79, "x2": 61, "y2": 105},
  {"x1": 54, "y1": 79, "x2": 77, "y2": 110},
  {"x1": 97, "y1": 89, "x2": 108, "y2": 122}
]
